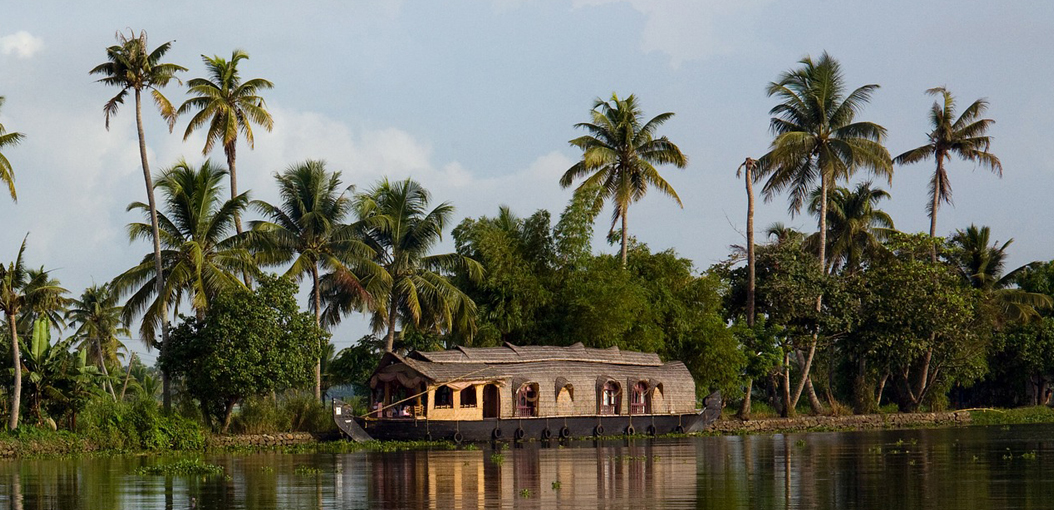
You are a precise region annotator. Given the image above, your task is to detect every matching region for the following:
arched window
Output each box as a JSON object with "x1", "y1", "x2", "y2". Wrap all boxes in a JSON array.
[
  {"x1": 600, "y1": 381, "x2": 621, "y2": 415},
  {"x1": 515, "y1": 383, "x2": 538, "y2": 417},
  {"x1": 434, "y1": 385, "x2": 453, "y2": 408},
  {"x1": 630, "y1": 381, "x2": 649, "y2": 414},
  {"x1": 460, "y1": 386, "x2": 477, "y2": 408}
]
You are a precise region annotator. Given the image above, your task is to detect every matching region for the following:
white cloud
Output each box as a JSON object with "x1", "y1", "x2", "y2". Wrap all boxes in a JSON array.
[
  {"x1": 241, "y1": 104, "x2": 575, "y2": 216},
  {"x1": 571, "y1": 0, "x2": 773, "y2": 67},
  {"x1": 1, "y1": 31, "x2": 44, "y2": 59}
]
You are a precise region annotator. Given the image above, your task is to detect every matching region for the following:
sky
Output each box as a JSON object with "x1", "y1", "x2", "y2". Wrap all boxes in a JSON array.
[{"x1": 2, "y1": 0, "x2": 1053, "y2": 362}]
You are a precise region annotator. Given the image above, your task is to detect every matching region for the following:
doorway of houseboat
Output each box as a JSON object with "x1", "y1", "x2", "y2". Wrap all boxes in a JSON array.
[{"x1": 483, "y1": 384, "x2": 500, "y2": 418}]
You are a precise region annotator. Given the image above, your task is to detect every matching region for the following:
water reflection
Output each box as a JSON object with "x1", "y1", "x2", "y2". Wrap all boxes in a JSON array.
[
  {"x1": 359, "y1": 441, "x2": 697, "y2": 508},
  {"x1": 1, "y1": 425, "x2": 1054, "y2": 509}
]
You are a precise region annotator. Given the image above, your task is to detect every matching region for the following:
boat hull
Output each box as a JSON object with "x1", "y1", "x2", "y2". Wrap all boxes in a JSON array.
[{"x1": 334, "y1": 392, "x2": 721, "y2": 443}]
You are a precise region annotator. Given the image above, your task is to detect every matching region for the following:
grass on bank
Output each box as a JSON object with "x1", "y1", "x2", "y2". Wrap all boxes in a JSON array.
[{"x1": 967, "y1": 406, "x2": 1054, "y2": 426}]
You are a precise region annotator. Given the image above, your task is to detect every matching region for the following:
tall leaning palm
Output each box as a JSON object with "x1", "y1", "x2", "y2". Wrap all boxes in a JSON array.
[
  {"x1": 894, "y1": 88, "x2": 1002, "y2": 262},
  {"x1": 249, "y1": 160, "x2": 378, "y2": 399},
  {"x1": 90, "y1": 30, "x2": 186, "y2": 410},
  {"x1": 335, "y1": 178, "x2": 482, "y2": 353},
  {"x1": 179, "y1": 50, "x2": 274, "y2": 235},
  {"x1": 560, "y1": 93, "x2": 688, "y2": 267},
  {"x1": 113, "y1": 159, "x2": 254, "y2": 342},
  {"x1": 0, "y1": 96, "x2": 26, "y2": 202},
  {"x1": 757, "y1": 52, "x2": 892, "y2": 415},
  {"x1": 1, "y1": 237, "x2": 67, "y2": 430},
  {"x1": 66, "y1": 284, "x2": 129, "y2": 400}
]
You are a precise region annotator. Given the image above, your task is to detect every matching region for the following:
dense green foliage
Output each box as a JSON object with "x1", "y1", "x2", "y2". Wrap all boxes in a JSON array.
[
  {"x1": 451, "y1": 194, "x2": 745, "y2": 398},
  {"x1": 5, "y1": 45, "x2": 1054, "y2": 444},
  {"x1": 160, "y1": 275, "x2": 323, "y2": 431},
  {"x1": 78, "y1": 396, "x2": 205, "y2": 451}
]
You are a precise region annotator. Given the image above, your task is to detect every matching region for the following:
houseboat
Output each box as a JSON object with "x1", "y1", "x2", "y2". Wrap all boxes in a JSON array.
[{"x1": 333, "y1": 343, "x2": 722, "y2": 442}]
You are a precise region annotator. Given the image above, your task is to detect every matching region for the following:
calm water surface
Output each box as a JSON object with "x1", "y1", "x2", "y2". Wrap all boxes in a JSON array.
[{"x1": 1, "y1": 423, "x2": 1052, "y2": 509}]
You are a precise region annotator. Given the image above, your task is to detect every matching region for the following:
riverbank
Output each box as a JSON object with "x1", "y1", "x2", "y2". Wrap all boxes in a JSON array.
[
  {"x1": 3, "y1": 406, "x2": 1053, "y2": 458},
  {"x1": 711, "y1": 410, "x2": 972, "y2": 435}
]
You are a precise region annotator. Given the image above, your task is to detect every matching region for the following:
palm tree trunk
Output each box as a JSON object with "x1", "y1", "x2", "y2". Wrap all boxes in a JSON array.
[
  {"x1": 781, "y1": 351, "x2": 793, "y2": 418},
  {"x1": 227, "y1": 142, "x2": 240, "y2": 234},
  {"x1": 745, "y1": 164, "x2": 755, "y2": 326},
  {"x1": 311, "y1": 264, "x2": 322, "y2": 401},
  {"x1": 221, "y1": 398, "x2": 237, "y2": 434},
  {"x1": 620, "y1": 208, "x2": 629, "y2": 268},
  {"x1": 929, "y1": 157, "x2": 943, "y2": 264},
  {"x1": 95, "y1": 337, "x2": 116, "y2": 401},
  {"x1": 8, "y1": 313, "x2": 21, "y2": 430},
  {"x1": 739, "y1": 159, "x2": 756, "y2": 422},
  {"x1": 790, "y1": 174, "x2": 826, "y2": 413},
  {"x1": 738, "y1": 378, "x2": 752, "y2": 420},
  {"x1": 384, "y1": 296, "x2": 399, "y2": 353},
  {"x1": 227, "y1": 143, "x2": 252, "y2": 288},
  {"x1": 134, "y1": 89, "x2": 171, "y2": 412},
  {"x1": 119, "y1": 353, "x2": 135, "y2": 401}
]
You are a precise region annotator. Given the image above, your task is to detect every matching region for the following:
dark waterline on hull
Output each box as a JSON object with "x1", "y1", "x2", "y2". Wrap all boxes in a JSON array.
[{"x1": 1, "y1": 423, "x2": 1053, "y2": 509}]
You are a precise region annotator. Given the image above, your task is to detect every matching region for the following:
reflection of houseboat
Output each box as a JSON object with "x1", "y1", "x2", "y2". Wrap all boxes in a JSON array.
[{"x1": 334, "y1": 343, "x2": 721, "y2": 442}]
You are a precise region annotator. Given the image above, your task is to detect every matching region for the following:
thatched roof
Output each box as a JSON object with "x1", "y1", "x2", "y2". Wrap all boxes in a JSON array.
[
  {"x1": 373, "y1": 343, "x2": 688, "y2": 390},
  {"x1": 411, "y1": 342, "x2": 662, "y2": 366}
]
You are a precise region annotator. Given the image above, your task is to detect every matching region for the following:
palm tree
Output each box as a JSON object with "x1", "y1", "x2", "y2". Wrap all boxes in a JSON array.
[
  {"x1": 560, "y1": 93, "x2": 688, "y2": 267},
  {"x1": 66, "y1": 284, "x2": 128, "y2": 400},
  {"x1": 248, "y1": 160, "x2": 378, "y2": 399},
  {"x1": 894, "y1": 88, "x2": 1002, "y2": 262},
  {"x1": 112, "y1": 159, "x2": 254, "y2": 342},
  {"x1": 0, "y1": 96, "x2": 26, "y2": 202},
  {"x1": 949, "y1": 225, "x2": 1052, "y2": 322},
  {"x1": 736, "y1": 157, "x2": 758, "y2": 420},
  {"x1": 807, "y1": 182, "x2": 895, "y2": 273},
  {"x1": 90, "y1": 30, "x2": 186, "y2": 410},
  {"x1": 757, "y1": 52, "x2": 893, "y2": 415},
  {"x1": 179, "y1": 50, "x2": 274, "y2": 235},
  {"x1": 334, "y1": 178, "x2": 483, "y2": 353},
  {"x1": 0, "y1": 237, "x2": 67, "y2": 430}
]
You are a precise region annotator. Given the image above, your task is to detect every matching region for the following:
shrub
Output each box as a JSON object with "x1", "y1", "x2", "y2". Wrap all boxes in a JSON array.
[
  {"x1": 231, "y1": 395, "x2": 285, "y2": 435},
  {"x1": 78, "y1": 396, "x2": 206, "y2": 451},
  {"x1": 281, "y1": 393, "x2": 333, "y2": 433}
]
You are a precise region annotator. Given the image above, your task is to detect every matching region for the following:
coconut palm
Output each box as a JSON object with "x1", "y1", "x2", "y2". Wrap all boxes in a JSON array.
[
  {"x1": 248, "y1": 160, "x2": 379, "y2": 399},
  {"x1": 757, "y1": 52, "x2": 892, "y2": 415},
  {"x1": 807, "y1": 182, "x2": 895, "y2": 273},
  {"x1": 560, "y1": 93, "x2": 688, "y2": 267},
  {"x1": 66, "y1": 284, "x2": 128, "y2": 400},
  {"x1": 90, "y1": 30, "x2": 186, "y2": 410},
  {"x1": 112, "y1": 159, "x2": 254, "y2": 342},
  {"x1": 179, "y1": 50, "x2": 274, "y2": 235},
  {"x1": 759, "y1": 52, "x2": 893, "y2": 270},
  {"x1": 736, "y1": 157, "x2": 759, "y2": 419},
  {"x1": 330, "y1": 178, "x2": 482, "y2": 353},
  {"x1": 0, "y1": 96, "x2": 26, "y2": 202},
  {"x1": 894, "y1": 88, "x2": 1002, "y2": 262},
  {"x1": 949, "y1": 225, "x2": 1052, "y2": 322},
  {"x1": 0, "y1": 237, "x2": 67, "y2": 430}
]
